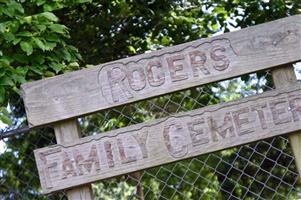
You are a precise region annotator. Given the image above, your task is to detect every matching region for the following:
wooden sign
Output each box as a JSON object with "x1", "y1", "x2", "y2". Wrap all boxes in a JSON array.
[
  {"x1": 22, "y1": 14, "x2": 301, "y2": 127},
  {"x1": 35, "y1": 85, "x2": 301, "y2": 193}
]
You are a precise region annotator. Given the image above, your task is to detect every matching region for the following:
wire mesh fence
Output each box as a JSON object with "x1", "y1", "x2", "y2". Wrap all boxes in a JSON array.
[{"x1": 1, "y1": 63, "x2": 301, "y2": 199}]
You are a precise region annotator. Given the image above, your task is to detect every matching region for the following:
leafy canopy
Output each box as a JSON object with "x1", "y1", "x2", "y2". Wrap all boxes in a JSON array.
[{"x1": 0, "y1": 0, "x2": 90, "y2": 125}]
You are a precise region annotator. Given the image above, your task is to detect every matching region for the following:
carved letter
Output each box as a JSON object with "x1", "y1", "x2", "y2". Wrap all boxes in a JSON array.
[
  {"x1": 251, "y1": 103, "x2": 268, "y2": 129},
  {"x1": 210, "y1": 45, "x2": 230, "y2": 71},
  {"x1": 189, "y1": 50, "x2": 209, "y2": 76},
  {"x1": 232, "y1": 107, "x2": 255, "y2": 135},
  {"x1": 127, "y1": 67, "x2": 146, "y2": 91},
  {"x1": 207, "y1": 112, "x2": 235, "y2": 142},
  {"x1": 289, "y1": 94, "x2": 301, "y2": 122},
  {"x1": 133, "y1": 131, "x2": 149, "y2": 159},
  {"x1": 117, "y1": 138, "x2": 137, "y2": 164},
  {"x1": 107, "y1": 67, "x2": 133, "y2": 103},
  {"x1": 269, "y1": 98, "x2": 292, "y2": 125},
  {"x1": 62, "y1": 151, "x2": 77, "y2": 179},
  {"x1": 163, "y1": 120, "x2": 188, "y2": 158},
  {"x1": 147, "y1": 61, "x2": 165, "y2": 87},
  {"x1": 74, "y1": 144, "x2": 101, "y2": 175},
  {"x1": 39, "y1": 148, "x2": 61, "y2": 189},
  {"x1": 104, "y1": 141, "x2": 115, "y2": 168},
  {"x1": 167, "y1": 55, "x2": 188, "y2": 82},
  {"x1": 187, "y1": 118, "x2": 209, "y2": 146}
]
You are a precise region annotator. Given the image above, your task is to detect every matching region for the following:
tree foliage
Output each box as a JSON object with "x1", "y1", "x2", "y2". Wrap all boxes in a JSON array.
[{"x1": 0, "y1": 0, "x2": 89, "y2": 125}]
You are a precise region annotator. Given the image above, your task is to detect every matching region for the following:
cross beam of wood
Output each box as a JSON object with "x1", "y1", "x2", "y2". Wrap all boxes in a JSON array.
[
  {"x1": 35, "y1": 85, "x2": 301, "y2": 193},
  {"x1": 21, "y1": 14, "x2": 301, "y2": 128}
]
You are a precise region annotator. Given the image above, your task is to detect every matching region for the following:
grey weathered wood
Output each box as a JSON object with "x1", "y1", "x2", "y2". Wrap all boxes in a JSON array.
[
  {"x1": 22, "y1": 14, "x2": 301, "y2": 127},
  {"x1": 53, "y1": 120, "x2": 94, "y2": 200},
  {"x1": 35, "y1": 85, "x2": 301, "y2": 193},
  {"x1": 272, "y1": 65, "x2": 301, "y2": 183}
]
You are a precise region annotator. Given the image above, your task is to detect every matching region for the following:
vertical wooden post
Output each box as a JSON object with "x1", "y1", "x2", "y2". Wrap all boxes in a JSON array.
[
  {"x1": 272, "y1": 65, "x2": 301, "y2": 182},
  {"x1": 54, "y1": 119, "x2": 94, "y2": 200},
  {"x1": 130, "y1": 172, "x2": 144, "y2": 200}
]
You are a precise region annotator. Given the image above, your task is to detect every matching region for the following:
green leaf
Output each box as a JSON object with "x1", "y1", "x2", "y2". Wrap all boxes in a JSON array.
[
  {"x1": 0, "y1": 76, "x2": 14, "y2": 86},
  {"x1": 34, "y1": 55, "x2": 45, "y2": 64},
  {"x1": 0, "y1": 23, "x2": 5, "y2": 33},
  {"x1": 10, "y1": 1, "x2": 24, "y2": 13},
  {"x1": 29, "y1": 66, "x2": 43, "y2": 75},
  {"x1": 12, "y1": 38, "x2": 21, "y2": 45},
  {"x1": 49, "y1": 62, "x2": 64, "y2": 73},
  {"x1": 33, "y1": 38, "x2": 46, "y2": 51},
  {"x1": 16, "y1": 67, "x2": 28, "y2": 76},
  {"x1": 0, "y1": 86, "x2": 5, "y2": 103},
  {"x1": 45, "y1": 34, "x2": 61, "y2": 42},
  {"x1": 44, "y1": 71, "x2": 55, "y2": 77},
  {"x1": 23, "y1": 16, "x2": 32, "y2": 24},
  {"x1": 20, "y1": 41, "x2": 33, "y2": 55},
  {"x1": 36, "y1": 0, "x2": 46, "y2": 6},
  {"x1": 43, "y1": 4, "x2": 54, "y2": 12},
  {"x1": 0, "y1": 107, "x2": 9, "y2": 116},
  {"x1": 9, "y1": 21, "x2": 20, "y2": 33},
  {"x1": 12, "y1": 74, "x2": 26, "y2": 84},
  {"x1": 44, "y1": 41, "x2": 56, "y2": 50},
  {"x1": 17, "y1": 31, "x2": 32, "y2": 37},
  {"x1": 15, "y1": 54, "x2": 28, "y2": 63},
  {"x1": 0, "y1": 114, "x2": 12, "y2": 126},
  {"x1": 211, "y1": 23, "x2": 219, "y2": 31},
  {"x1": 61, "y1": 50, "x2": 71, "y2": 61},
  {"x1": 68, "y1": 62, "x2": 79, "y2": 67},
  {"x1": 0, "y1": 58, "x2": 10, "y2": 67},
  {"x1": 48, "y1": 24, "x2": 67, "y2": 34},
  {"x1": 128, "y1": 46, "x2": 136, "y2": 54},
  {"x1": 35, "y1": 24, "x2": 46, "y2": 32},
  {"x1": 3, "y1": 7, "x2": 15, "y2": 17},
  {"x1": 41, "y1": 12, "x2": 58, "y2": 22},
  {"x1": 3, "y1": 32, "x2": 15, "y2": 42},
  {"x1": 161, "y1": 36, "x2": 170, "y2": 45}
]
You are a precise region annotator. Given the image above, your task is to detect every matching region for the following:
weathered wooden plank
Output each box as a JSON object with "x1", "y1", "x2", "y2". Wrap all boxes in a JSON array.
[
  {"x1": 272, "y1": 65, "x2": 301, "y2": 183},
  {"x1": 53, "y1": 120, "x2": 94, "y2": 199},
  {"x1": 22, "y1": 14, "x2": 301, "y2": 127},
  {"x1": 35, "y1": 85, "x2": 301, "y2": 193}
]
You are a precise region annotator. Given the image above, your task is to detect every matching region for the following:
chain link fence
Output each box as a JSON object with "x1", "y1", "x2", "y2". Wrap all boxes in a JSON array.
[{"x1": 1, "y1": 63, "x2": 301, "y2": 199}]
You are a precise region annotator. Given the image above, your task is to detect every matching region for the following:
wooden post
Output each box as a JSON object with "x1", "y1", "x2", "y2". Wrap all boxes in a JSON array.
[
  {"x1": 272, "y1": 65, "x2": 301, "y2": 182},
  {"x1": 54, "y1": 119, "x2": 94, "y2": 200},
  {"x1": 130, "y1": 172, "x2": 144, "y2": 200}
]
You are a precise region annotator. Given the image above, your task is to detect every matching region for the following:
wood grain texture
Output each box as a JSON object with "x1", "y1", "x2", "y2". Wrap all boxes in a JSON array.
[
  {"x1": 272, "y1": 65, "x2": 301, "y2": 183},
  {"x1": 22, "y1": 14, "x2": 301, "y2": 127},
  {"x1": 35, "y1": 85, "x2": 301, "y2": 193},
  {"x1": 53, "y1": 120, "x2": 94, "y2": 200}
]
